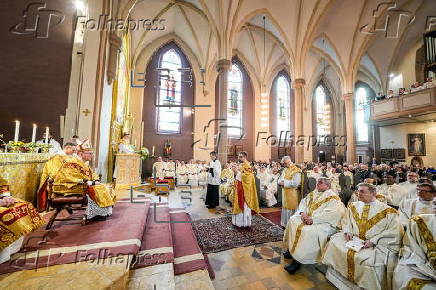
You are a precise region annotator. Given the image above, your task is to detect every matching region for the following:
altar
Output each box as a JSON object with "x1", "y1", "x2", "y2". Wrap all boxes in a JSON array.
[
  {"x1": 114, "y1": 153, "x2": 142, "y2": 189},
  {"x1": 0, "y1": 153, "x2": 52, "y2": 203}
]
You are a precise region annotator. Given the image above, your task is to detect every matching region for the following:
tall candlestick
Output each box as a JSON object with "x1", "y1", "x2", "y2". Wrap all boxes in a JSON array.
[
  {"x1": 45, "y1": 127, "x2": 49, "y2": 144},
  {"x1": 14, "y1": 121, "x2": 20, "y2": 142},
  {"x1": 60, "y1": 115, "x2": 65, "y2": 139},
  {"x1": 31, "y1": 124, "x2": 37, "y2": 143},
  {"x1": 140, "y1": 121, "x2": 144, "y2": 147}
]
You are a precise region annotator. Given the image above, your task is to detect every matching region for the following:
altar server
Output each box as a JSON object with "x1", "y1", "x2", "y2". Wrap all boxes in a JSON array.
[{"x1": 205, "y1": 151, "x2": 221, "y2": 209}]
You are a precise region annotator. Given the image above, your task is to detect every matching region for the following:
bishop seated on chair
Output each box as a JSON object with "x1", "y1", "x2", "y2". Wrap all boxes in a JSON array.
[
  {"x1": 0, "y1": 181, "x2": 45, "y2": 264},
  {"x1": 282, "y1": 177, "x2": 345, "y2": 274},
  {"x1": 323, "y1": 183, "x2": 403, "y2": 290},
  {"x1": 38, "y1": 145, "x2": 116, "y2": 223}
]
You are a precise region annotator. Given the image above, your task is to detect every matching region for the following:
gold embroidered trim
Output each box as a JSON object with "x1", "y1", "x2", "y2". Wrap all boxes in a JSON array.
[
  {"x1": 406, "y1": 278, "x2": 432, "y2": 290},
  {"x1": 412, "y1": 216, "x2": 436, "y2": 268},
  {"x1": 291, "y1": 223, "x2": 305, "y2": 253},
  {"x1": 349, "y1": 204, "x2": 397, "y2": 240},
  {"x1": 347, "y1": 249, "x2": 356, "y2": 282},
  {"x1": 307, "y1": 195, "x2": 340, "y2": 216}
]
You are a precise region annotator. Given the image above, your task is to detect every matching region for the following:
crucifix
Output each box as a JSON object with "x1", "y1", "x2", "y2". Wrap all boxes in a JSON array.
[{"x1": 82, "y1": 109, "x2": 91, "y2": 116}]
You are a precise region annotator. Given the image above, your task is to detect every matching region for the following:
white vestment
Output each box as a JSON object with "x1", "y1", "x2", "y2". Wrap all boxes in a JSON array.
[
  {"x1": 36, "y1": 139, "x2": 62, "y2": 154},
  {"x1": 265, "y1": 174, "x2": 279, "y2": 207},
  {"x1": 398, "y1": 198, "x2": 433, "y2": 227},
  {"x1": 393, "y1": 214, "x2": 436, "y2": 290},
  {"x1": 152, "y1": 161, "x2": 165, "y2": 179},
  {"x1": 376, "y1": 183, "x2": 407, "y2": 207},
  {"x1": 283, "y1": 189, "x2": 344, "y2": 264},
  {"x1": 279, "y1": 171, "x2": 301, "y2": 227},
  {"x1": 231, "y1": 172, "x2": 252, "y2": 227},
  {"x1": 322, "y1": 200, "x2": 403, "y2": 290},
  {"x1": 207, "y1": 160, "x2": 222, "y2": 186},
  {"x1": 399, "y1": 181, "x2": 419, "y2": 200}
]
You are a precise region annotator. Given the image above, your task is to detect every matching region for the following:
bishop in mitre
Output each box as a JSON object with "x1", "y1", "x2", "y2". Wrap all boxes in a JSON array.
[
  {"x1": 278, "y1": 156, "x2": 302, "y2": 227},
  {"x1": 0, "y1": 179, "x2": 45, "y2": 264},
  {"x1": 282, "y1": 177, "x2": 345, "y2": 274},
  {"x1": 323, "y1": 183, "x2": 403, "y2": 290},
  {"x1": 399, "y1": 182, "x2": 434, "y2": 227},
  {"x1": 393, "y1": 202, "x2": 436, "y2": 290},
  {"x1": 231, "y1": 151, "x2": 259, "y2": 227},
  {"x1": 38, "y1": 145, "x2": 116, "y2": 222}
]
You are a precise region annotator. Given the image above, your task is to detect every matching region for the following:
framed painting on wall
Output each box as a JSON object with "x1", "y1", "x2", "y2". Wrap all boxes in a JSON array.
[{"x1": 408, "y1": 134, "x2": 426, "y2": 156}]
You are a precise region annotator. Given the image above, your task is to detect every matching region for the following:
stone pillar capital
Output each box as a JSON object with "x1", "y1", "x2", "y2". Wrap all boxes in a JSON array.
[
  {"x1": 293, "y1": 78, "x2": 305, "y2": 89},
  {"x1": 216, "y1": 59, "x2": 231, "y2": 73}
]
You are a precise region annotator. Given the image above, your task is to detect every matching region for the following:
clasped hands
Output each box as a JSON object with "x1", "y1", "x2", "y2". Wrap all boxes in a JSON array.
[
  {"x1": 344, "y1": 232, "x2": 374, "y2": 248},
  {"x1": 300, "y1": 212, "x2": 313, "y2": 225}
]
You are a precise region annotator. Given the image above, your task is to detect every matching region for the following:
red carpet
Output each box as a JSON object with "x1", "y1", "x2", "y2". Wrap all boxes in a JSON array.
[
  {"x1": 0, "y1": 202, "x2": 149, "y2": 275},
  {"x1": 132, "y1": 203, "x2": 174, "y2": 269},
  {"x1": 260, "y1": 210, "x2": 282, "y2": 227},
  {"x1": 169, "y1": 209, "x2": 208, "y2": 275}
]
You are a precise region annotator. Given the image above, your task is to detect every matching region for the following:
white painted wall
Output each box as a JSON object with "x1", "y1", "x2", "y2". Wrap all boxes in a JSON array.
[{"x1": 380, "y1": 122, "x2": 436, "y2": 166}]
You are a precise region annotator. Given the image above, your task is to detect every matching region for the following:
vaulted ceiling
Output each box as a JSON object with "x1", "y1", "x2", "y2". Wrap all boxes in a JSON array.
[{"x1": 115, "y1": 0, "x2": 435, "y2": 97}]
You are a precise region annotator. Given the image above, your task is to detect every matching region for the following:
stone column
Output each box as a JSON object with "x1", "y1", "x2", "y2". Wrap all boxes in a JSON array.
[
  {"x1": 293, "y1": 78, "x2": 305, "y2": 164},
  {"x1": 216, "y1": 59, "x2": 231, "y2": 165},
  {"x1": 343, "y1": 93, "x2": 356, "y2": 163}
]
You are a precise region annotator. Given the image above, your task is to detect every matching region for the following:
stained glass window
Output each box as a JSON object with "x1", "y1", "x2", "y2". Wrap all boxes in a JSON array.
[
  {"x1": 355, "y1": 87, "x2": 369, "y2": 142},
  {"x1": 315, "y1": 85, "x2": 331, "y2": 136},
  {"x1": 276, "y1": 76, "x2": 290, "y2": 134},
  {"x1": 157, "y1": 49, "x2": 182, "y2": 134},
  {"x1": 227, "y1": 64, "x2": 243, "y2": 137}
]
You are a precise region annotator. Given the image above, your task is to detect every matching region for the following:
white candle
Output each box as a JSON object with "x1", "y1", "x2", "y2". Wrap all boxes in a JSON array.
[
  {"x1": 140, "y1": 121, "x2": 144, "y2": 147},
  {"x1": 14, "y1": 121, "x2": 20, "y2": 142},
  {"x1": 152, "y1": 145, "x2": 155, "y2": 156},
  {"x1": 60, "y1": 115, "x2": 65, "y2": 138},
  {"x1": 31, "y1": 124, "x2": 37, "y2": 143},
  {"x1": 45, "y1": 127, "x2": 49, "y2": 144}
]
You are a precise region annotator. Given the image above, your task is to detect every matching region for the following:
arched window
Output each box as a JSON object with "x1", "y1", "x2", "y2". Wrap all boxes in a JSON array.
[
  {"x1": 227, "y1": 64, "x2": 243, "y2": 137},
  {"x1": 276, "y1": 76, "x2": 291, "y2": 134},
  {"x1": 157, "y1": 49, "x2": 182, "y2": 134},
  {"x1": 314, "y1": 85, "x2": 331, "y2": 136},
  {"x1": 355, "y1": 87, "x2": 369, "y2": 142}
]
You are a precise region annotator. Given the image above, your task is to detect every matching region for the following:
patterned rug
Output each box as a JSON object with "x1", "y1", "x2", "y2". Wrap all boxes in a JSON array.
[{"x1": 191, "y1": 215, "x2": 284, "y2": 254}]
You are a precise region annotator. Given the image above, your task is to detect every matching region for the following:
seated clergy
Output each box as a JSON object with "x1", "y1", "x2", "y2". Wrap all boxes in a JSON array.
[
  {"x1": 0, "y1": 181, "x2": 45, "y2": 264},
  {"x1": 38, "y1": 146, "x2": 116, "y2": 222},
  {"x1": 399, "y1": 171, "x2": 419, "y2": 200},
  {"x1": 219, "y1": 163, "x2": 234, "y2": 201},
  {"x1": 322, "y1": 183, "x2": 403, "y2": 290},
  {"x1": 399, "y1": 183, "x2": 435, "y2": 227},
  {"x1": 176, "y1": 161, "x2": 188, "y2": 185},
  {"x1": 393, "y1": 209, "x2": 436, "y2": 290},
  {"x1": 152, "y1": 156, "x2": 165, "y2": 180},
  {"x1": 283, "y1": 177, "x2": 345, "y2": 274},
  {"x1": 376, "y1": 170, "x2": 407, "y2": 208}
]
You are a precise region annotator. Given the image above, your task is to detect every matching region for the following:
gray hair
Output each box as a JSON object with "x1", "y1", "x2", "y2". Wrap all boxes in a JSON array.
[
  {"x1": 318, "y1": 177, "x2": 332, "y2": 187},
  {"x1": 357, "y1": 182, "x2": 377, "y2": 194},
  {"x1": 281, "y1": 156, "x2": 292, "y2": 163}
]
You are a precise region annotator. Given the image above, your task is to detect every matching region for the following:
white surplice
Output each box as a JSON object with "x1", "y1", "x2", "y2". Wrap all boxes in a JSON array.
[
  {"x1": 376, "y1": 183, "x2": 407, "y2": 207},
  {"x1": 399, "y1": 181, "x2": 419, "y2": 200}
]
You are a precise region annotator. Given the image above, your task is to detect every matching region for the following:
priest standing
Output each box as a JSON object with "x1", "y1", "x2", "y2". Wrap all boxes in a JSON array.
[
  {"x1": 205, "y1": 151, "x2": 221, "y2": 209},
  {"x1": 232, "y1": 151, "x2": 260, "y2": 227},
  {"x1": 278, "y1": 156, "x2": 302, "y2": 227}
]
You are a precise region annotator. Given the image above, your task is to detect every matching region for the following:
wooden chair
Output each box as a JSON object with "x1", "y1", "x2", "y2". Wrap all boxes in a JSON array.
[{"x1": 45, "y1": 179, "x2": 88, "y2": 230}]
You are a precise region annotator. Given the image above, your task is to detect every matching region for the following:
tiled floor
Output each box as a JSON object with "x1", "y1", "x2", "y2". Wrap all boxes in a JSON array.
[{"x1": 148, "y1": 186, "x2": 337, "y2": 290}]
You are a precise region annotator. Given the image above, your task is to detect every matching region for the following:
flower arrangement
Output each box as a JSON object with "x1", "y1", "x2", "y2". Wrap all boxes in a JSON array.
[
  {"x1": 138, "y1": 147, "x2": 150, "y2": 160},
  {"x1": 5, "y1": 141, "x2": 52, "y2": 153},
  {"x1": 8, "y1": 141, "x2": 25, "y2": 153}
]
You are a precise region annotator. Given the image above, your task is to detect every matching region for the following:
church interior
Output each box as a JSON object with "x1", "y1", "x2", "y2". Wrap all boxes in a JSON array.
[{"x1": 0, "y1": 0, "x2": 436, "y2": 289}]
